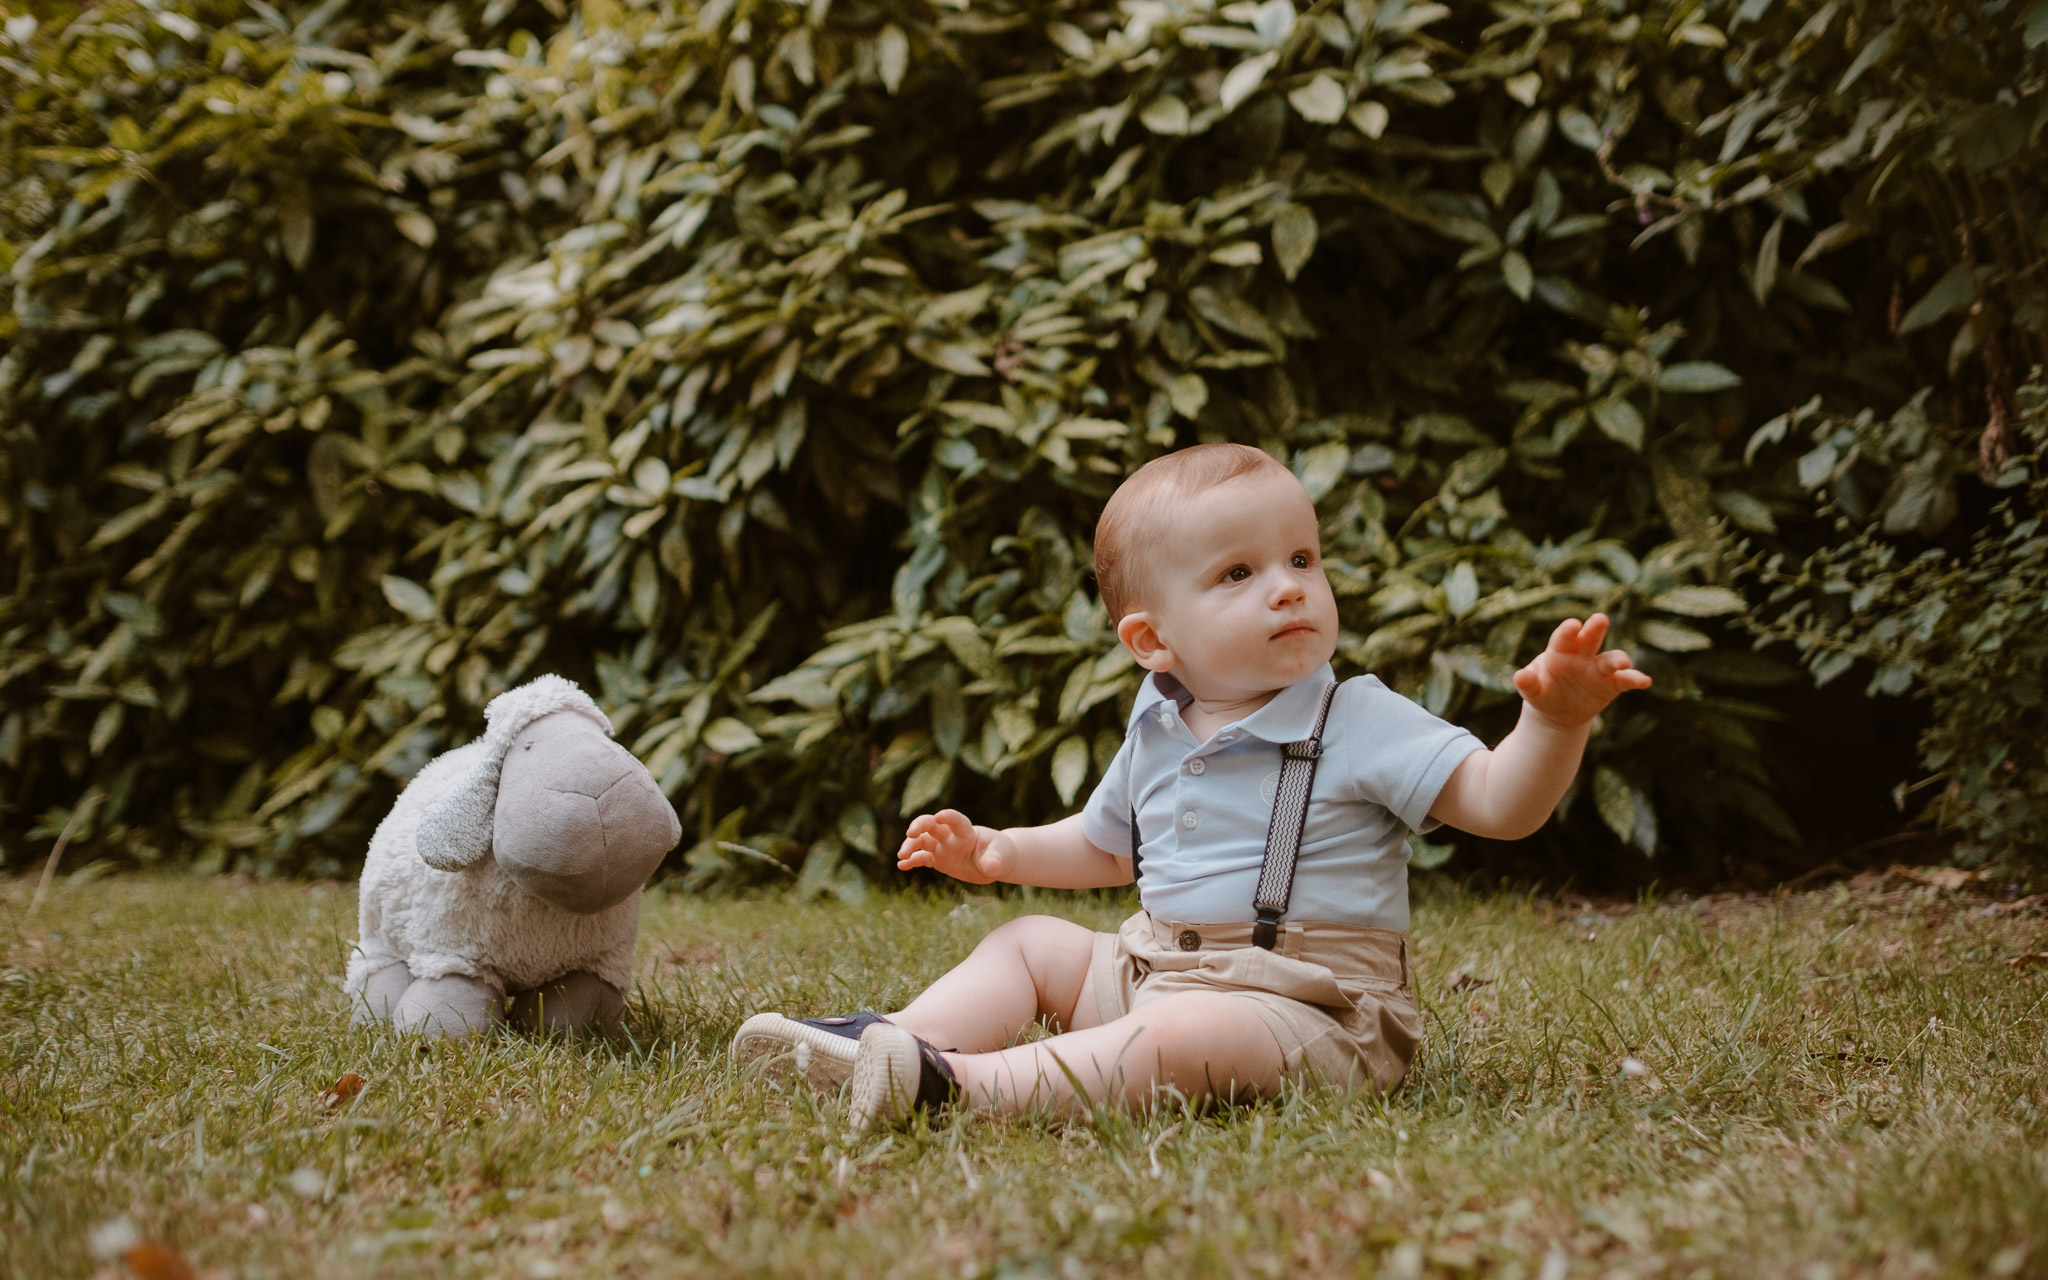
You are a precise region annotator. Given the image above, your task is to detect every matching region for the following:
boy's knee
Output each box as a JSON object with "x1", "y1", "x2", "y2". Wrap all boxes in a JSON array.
[
  {"x1": 1132, "y1": 993, "x2": 1259, "y2": 1049},
  {"x1": 984, "y1": 914, "x2": 1087, "y2": 953}
]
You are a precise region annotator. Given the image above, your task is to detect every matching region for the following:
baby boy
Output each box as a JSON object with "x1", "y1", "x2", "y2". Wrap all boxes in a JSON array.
[{"x1": 734, "y1": 443, "x2": 1651, "y2": 1128}]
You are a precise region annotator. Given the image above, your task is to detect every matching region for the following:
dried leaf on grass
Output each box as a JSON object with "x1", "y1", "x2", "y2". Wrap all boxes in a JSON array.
[
  {"x1": 317, "y1": 1072, "x2": 365, "y2": 1110},
  {"x1": 2006, "y1": 953, "x2": 2048, "y2": 969},
  {"x1": 1980, "y1": 895, "x2": 2048, "y2": 918},
  {"x1": 1887, "y1": 866, "x2": 1992, "y2": 892},
  {"x1": 1445, "y1": 971, "x2": 1494, "y2": 992},
  {"x1": 123, "y1": 1242, "x2": 197, "y2": 1280}
]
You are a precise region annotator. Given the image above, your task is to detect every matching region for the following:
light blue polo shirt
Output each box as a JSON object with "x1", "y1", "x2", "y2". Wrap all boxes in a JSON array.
[{"x1": 1079, "y1": 664, "x2": 1483, "y2": 932}]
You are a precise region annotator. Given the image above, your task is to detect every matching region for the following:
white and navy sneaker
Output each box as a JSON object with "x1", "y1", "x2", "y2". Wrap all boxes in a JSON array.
[
  {"x1": 731, "y1": 1011, "x2": 891, "y2": 1093},
  {"x1": 847, "y1": 1021, "x2": 959, "y2": 1131}
]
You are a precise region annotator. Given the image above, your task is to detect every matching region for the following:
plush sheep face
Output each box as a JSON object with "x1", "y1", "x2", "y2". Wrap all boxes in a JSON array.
[{"x1": 493, "y1": 710, "x2": 683, "y2": 915}]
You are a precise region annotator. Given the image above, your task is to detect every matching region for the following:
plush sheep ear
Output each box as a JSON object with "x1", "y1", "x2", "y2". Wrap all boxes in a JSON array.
[{"x1": 416, "y1": 757, "x2": 501, "y2": 871}]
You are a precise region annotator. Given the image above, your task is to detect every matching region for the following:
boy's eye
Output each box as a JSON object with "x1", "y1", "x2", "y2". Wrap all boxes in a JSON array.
[
  {"x1": 1224, "y1": 565, "x2": 1251, "y2": 582},
  {"x1": 1291, "y1": 553, "x2": 1310, "y2": 569}
]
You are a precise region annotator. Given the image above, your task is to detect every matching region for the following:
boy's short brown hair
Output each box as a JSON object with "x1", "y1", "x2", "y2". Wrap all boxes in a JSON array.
[{"x1": 1092, "y1": 443, "x2": 1294, "y2": 621}]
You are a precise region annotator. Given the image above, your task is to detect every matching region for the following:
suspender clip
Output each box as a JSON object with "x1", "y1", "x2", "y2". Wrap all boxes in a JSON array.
[{"x1": 1251, "y1": 909, "x2": 1282, "y2": 951}]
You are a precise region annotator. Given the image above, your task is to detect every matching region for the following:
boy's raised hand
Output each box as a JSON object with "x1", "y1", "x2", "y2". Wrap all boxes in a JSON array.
[
  {"x1": 897, "y1": 809, "x2": 1007, "y2": 884},
  {"x1": 1512, "y1": 613, "x2": 1653, "y2": 728}
]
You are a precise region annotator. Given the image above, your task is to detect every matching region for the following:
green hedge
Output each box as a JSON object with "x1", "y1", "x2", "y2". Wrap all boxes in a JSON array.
[{"x1": 3, "y1": 0, "x2": 2043, "y2": 886}]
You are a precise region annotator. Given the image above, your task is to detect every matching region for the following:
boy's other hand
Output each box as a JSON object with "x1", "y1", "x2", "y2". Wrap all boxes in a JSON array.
[
  {"x1": 896, "y1": 809, "x2": 1007, "y2": 884},
  {"x1": 1512, "y1": 613, "x2": 1652, "y2": 728}
]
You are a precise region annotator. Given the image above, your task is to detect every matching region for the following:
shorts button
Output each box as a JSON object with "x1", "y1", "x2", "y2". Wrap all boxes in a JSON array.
[
  {"x1": 1180, "y1": 810, "x2": 1198, "y2": 829},
  {"x1": 1177, "y1": 930, "x2": 1200, "y2": 952},
  {"x1": 1188, "y1": 759, "x2": 1206, "y2": 775}
]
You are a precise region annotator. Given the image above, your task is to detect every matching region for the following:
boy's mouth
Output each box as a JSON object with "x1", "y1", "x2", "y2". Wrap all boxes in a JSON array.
[{"x1": 1270, "y1": 621, "x2": 1318, "y2": 641}]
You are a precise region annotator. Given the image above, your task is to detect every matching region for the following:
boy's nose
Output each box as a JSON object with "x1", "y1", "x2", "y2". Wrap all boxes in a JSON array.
[{"x1": 1266, "y1": 570, "x2": 1305, "y2": 606}]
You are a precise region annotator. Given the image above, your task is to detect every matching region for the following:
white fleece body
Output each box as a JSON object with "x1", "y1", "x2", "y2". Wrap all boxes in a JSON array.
[{"x1": 345, "y1": 678, "x2": 640, "y2": 1001}]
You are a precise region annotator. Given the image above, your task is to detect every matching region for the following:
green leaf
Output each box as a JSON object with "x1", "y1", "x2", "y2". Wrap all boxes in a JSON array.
[
  {"x1": 1287, "y1": 75, "x2": 1348, "y2": 125},
  {"x1": 877, "y1": 25, "x2": 909, "y2": 95},
  {"x1": 1593, "y1": 766, "x2": 1647, "y2": 850},
  {"x1": 1501, "y1": 250, "x2": 1533, "y2": 301},
  {"x1": 1271, "y1": 204, "x2": 1318, "y2": 281},
  {"x1": 901, "y1": 756, "x2": 953, "y2": 814},
  {"x1": 838, "y1": 805, "x2": 881, "y2": 856},
  {"x1": 1407, "y1": 832, "x2": 1455, "y2": 870},
  {"x1": 1638, "y1": 619, "x2": 1712, "y2": 652},
  {"x1": 380, "y1": 575, "x2": 438, "y2": 623},
  {"x1": 1347, "y1": 101, "x2": 1390, "y2": 138},
  {"x1": 1444, "y1": 562, "x2": 1479, "y2": 618},
  {"x1": 1220, "y1": 52, "x2": 1278, "y2": 113},
  {"x1": 1051, "y1": 735, "x2": 1090, "y2": 805},
  {"x1": 1752, "y1": 214, "x2": 1782, "y2": 304},
  {"x1": 1713, "y1": 490, "x2": 1777, "y2": 533},
  {"x1": 1656, "y1": 362, "x2": 1742, "y2": 394},
  {"x1": 1167, "y1": 373, "x2": 1209, "y2": 419},
  {"x1": 1897, "y1": 263, "x2": 1975, "y2": 334},
  {"x1": 1650, "y1": 586, "x2": 1746, "y2": 617},
  {"x1": 1590, "y1": 396, "x2": 1645, "y2": 450},
  {"x1": 1295, "y1": 441, "x2": 1351, "y2": 501},
  {"x1": 1140, "y1": 94, "x2": 1190, "y2": 135},
  {"x1": 702, "y1": 717, "x2": 763, "y2": 755},
  {"x1": 394, "y1": 209, "x2": 437, "y2": 248},
  {"x1": 279, "y1": 184, "x2": 314, "y2": 271}
]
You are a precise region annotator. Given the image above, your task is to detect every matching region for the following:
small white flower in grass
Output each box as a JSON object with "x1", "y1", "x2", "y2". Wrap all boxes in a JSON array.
[
  {"x1": 87, "y1": 1217, "x2": 139, "y2": 1260},
  {"x1": 1622, "y1": 1057, "x2": 1649, "y2": 1077},
  {"x1": 1396, "y1": 1128, "x2": 1409, "y2": 1142},
  {"x1": 288, "y1": 1166, "x2": 328, "y2": 1199},
  {"x1": 793, "y1": 1042, "x2": 812, "y2": 1072}
]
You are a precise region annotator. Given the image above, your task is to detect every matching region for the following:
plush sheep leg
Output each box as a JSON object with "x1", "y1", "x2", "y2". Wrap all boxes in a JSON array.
[
  {"x1": 352, "y1": 962, "x2": 415, "y2": 1026},
  {"x1": 507, "y1": 971, "x2": 625, "y2": 1038},
  {"x1": 392, "y1": 975, "x2": 504, "y2": 1040}
]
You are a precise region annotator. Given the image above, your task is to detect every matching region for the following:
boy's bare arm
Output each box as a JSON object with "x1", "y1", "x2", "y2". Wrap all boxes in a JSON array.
[
  {"x1": 1428, "y1": 614, "x2": 1652, "y2": 840},
  {"x1": 897, "y1": 811, "x2": 1133, "y2": 889}
]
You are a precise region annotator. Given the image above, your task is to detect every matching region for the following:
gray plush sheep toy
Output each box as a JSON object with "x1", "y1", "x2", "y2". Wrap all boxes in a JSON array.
[{"x1": 345, "y1": 675, "x2": 681, "y2": 1040}]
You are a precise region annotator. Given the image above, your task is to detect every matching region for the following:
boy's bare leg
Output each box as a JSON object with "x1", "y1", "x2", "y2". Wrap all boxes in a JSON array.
[
  {"x1": 941, "y1": 992, "x2": 1285, "y2": 1116},
  {"x1": 886, "y1": 916, "x2": 1101, "y2": 1052}
]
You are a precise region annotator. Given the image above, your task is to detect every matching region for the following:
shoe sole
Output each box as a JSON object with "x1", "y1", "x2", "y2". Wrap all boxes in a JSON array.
[
  {"x1": 848, "y1": 1022, "x2": 924, "y2": 1132},
  {"x1": 731, "y1": 1013, "x2": 863, "y2": 1093}
]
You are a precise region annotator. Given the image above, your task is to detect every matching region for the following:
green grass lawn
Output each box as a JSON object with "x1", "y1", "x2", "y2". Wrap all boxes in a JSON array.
[{"x1": 2, "y1": 873, "x2": 2044, "y2": 1279}]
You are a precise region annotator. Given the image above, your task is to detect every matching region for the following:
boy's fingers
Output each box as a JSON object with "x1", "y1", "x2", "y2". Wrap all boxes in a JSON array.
[
  {"x1": 1578, "y1": 613, "x2": 1611, "y2": 652},
  {"x1": 1513, "y1": 665, "x2": 1543, "y2": 699},
  {"x1": 1616, "y1": 669, "x2": 1654, "y2": 690},
  {"x1": 1546, "y1": 618, "x2": 1580, "y2": 654}
]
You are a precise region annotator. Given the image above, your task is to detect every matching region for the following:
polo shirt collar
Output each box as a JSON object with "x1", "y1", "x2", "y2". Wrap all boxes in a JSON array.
[
  {"x1": 1126, "y1": 665, "x2": 1338, "y2": 743},
  {"x1": 1232, "y1": 664, "x2": 1338, "y2": 743}
]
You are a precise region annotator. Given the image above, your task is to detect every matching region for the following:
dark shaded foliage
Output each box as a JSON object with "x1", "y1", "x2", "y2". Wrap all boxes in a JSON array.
[{"x1": 3, "y1": 0, "x2": 2042, "y2": 884}]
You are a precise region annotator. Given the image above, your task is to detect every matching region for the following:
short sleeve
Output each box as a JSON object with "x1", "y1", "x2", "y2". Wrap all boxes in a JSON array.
[
  {"x1": 1078, "y1": 735, "x2": 1137, "y2": 859},
  {"x1": 1330, "y1": 677, "x2": 1484, "y2": 832}
]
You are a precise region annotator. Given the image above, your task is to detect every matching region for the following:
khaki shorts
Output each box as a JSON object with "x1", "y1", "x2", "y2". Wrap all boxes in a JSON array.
[{"x1": 1084, "y1": 910, "x2": 1421, "y2": 1094}]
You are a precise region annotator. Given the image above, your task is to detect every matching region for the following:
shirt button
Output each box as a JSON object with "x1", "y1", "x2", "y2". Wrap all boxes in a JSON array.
[
  {"x1": 1180, "y1": 811, "x2": 1198, "y2": 830},
  {"x1": 1188, "y1": 759, "x2": 1206, "y2": 776},
  {"x1": 1177, "y1": 930, "x2": 1201, "y2": 952}
]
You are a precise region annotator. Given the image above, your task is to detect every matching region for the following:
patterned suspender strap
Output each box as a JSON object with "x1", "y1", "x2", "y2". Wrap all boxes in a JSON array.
[
  {"x1": 1128, "y1": 808, "x2": 1143, "y2": 884},
  {"x1": 1126, "y1": 717, "x2": 1145, "y2": 887},
  {"x1": 1250, "y1": 680, "x2": 1340, "y2": 951}
]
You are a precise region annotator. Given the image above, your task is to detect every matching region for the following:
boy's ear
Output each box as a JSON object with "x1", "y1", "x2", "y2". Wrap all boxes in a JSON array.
[{"x1": 1116, "y1": 612, "x2": 1174, "y2": 672}]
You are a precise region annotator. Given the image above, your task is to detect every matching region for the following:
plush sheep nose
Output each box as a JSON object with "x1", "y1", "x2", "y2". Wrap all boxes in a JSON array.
[{"x1": 493, "y1": 711, "x2": 682, "y2": 914}]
